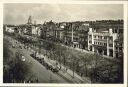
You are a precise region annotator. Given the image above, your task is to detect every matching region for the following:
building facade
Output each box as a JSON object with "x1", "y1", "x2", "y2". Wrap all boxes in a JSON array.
[{"x1": 88, "y1": 28, "x2": 118, "y2": 58}]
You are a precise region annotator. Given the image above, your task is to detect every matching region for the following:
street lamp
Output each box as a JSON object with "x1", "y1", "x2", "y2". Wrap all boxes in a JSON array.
[{"x1": 71, "y1": 48, "x2": 75, "y2": 78}]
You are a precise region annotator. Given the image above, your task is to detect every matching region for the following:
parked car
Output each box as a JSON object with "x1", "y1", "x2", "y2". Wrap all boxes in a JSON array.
[
  {"x1": 37, "y1": 58, "x2": 44, "y2": 64},
  {"x1": 21, "y1": 55, "x2": 26, "y2": 62},
  {"x1": 52, "y1": 67, "x2": 59, "y2": 73},
  {"x1": 51, "y1": 66, "x2": 59, "y2": 73},
  {"x1": 12, "y1": 44, "x2": 15, "y2": 48},
  {"x1": 19, "y1": 45, "x2": 22, "y2": 49}
]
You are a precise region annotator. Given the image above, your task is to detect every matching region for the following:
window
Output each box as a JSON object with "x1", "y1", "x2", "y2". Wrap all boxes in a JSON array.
[
  {"x1": 109, "y1": 44, "x2": 113, "y2": 47},
  {"x1": 104, "y1": 43, "x2": 107, "y2": 46},
  {"x1": 100, "y1": 36, "x2": 102, "y2": 39},
  {"x1": 104, "y1": 36, "x2": 107, "y2": 39},
  {"x1": 115, "y1": 42, "x2": 118, "y2": 46},
  {"x1": 109, "y1": 37, "x2": 113, "y2": 41},
  {"x1": 119, "y1": 47, "x2": 122, "y2": 50},
  {"x1": 89, "y1": 35, "x2": 92, "y2": 39},
  {"x1": 115, "y1": 47, "x2": 118, "y2": 50}
]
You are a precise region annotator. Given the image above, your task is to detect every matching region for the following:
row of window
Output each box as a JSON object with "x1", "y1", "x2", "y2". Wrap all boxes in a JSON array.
[
  {"x1": 94, "y1": 41, "x2": 107, "y2": 46},
  {"x1": 115, "y1": 47, "x2": 123, "y2": 51},
  {"x1": 89, "y1": 35, "x2": 108, "y2": 40},
  {"x1": 94, "y1": 35, "x2": 107, "y2": 39},
  {"x1": 89, "y1": 40, "x2": 107, "y2": 46},
  {"x1": 115, "y1": 42, "x2": 123, "y2": 46},
  {"x1": 89, "y1": 41, "x2": 114, "y2": 47}
]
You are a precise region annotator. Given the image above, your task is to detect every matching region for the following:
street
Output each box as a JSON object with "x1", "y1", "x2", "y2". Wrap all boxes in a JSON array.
[{"x1": 4, "y1": 35, "x2": 69, "y2": 83}]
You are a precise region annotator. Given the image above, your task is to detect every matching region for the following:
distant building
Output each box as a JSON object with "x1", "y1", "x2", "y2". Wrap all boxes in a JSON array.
[
  {"x1": 24, "y1": 16, "x2": 40, "y2": 36},
  {"x1": 55, "y1": 25, "x2": 64, "y2": 42},
  {"x1": 37, "y1": 27, "x2": 42, "y2": 37},
  {"x1": 62, "y1": 22, "x2": 89, "y2": 49},
  {"x1": 88, "y1": 28, "x2": 120, "y2": 58},
  {"x1": 31, "y1": 25, "x2": 38, "y2": 35},
  {"x1": 4, "y1": 25, "x2": 15, "y2": 33},
  {"x1": 40, "y1": 20, "x2": 57, "y2": 40}
]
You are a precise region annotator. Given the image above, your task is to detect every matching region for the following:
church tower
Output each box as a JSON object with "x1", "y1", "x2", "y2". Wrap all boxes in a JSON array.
[{"x1": 27, "y1": 16, "x2": 32, "y2": 25}]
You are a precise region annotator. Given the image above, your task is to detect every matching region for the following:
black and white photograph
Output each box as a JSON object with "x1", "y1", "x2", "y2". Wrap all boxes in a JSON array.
[{"x1": 3, "y1": 3, "x2": 124, "y2": 84}]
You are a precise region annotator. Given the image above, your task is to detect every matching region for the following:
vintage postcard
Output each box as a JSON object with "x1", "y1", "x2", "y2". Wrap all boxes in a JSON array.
[{"x1": 0, "y1": 0, "x2": 127, "y2": 87}]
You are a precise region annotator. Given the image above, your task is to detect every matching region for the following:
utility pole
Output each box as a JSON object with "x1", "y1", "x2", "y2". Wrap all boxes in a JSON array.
[
  {"x1": 72, "y1": 48, "x2": 75, "y2": 78},
  {"x1": 71, "y1": 24, "x2": 74, "y2": 42},
  {"x1": 73, "y1": 61, "x2": 74, "y2": 78}
]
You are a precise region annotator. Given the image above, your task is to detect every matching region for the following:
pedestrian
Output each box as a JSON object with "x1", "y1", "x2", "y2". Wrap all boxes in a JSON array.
[
  {"x1": 66, "y1": 68, "x2": 68, "y2": 72},
  {"x1": 36, "y1": 78, "x2": 38, "y2": 83},
  {"x1": 81, "y1": 73, "x2": 83, "y2": 77}
]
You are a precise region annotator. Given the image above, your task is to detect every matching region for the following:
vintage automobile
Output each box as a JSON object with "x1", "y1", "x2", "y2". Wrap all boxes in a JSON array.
[
  {"x1": 21, "y1": 55, "x2": 26, "y2": 62},
  {"x1": 12, "y1": 44, "x2": 15, "y2": 48}
]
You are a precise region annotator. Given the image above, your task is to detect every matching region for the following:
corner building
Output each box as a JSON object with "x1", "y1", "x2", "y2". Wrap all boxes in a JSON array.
[{"x1": 88, "y1": 28, "x2": 118, "y2": 57}]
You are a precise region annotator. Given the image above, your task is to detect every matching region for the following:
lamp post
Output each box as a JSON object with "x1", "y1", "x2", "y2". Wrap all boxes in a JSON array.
[
  {"x1": 72, "y1": 60, "x2": 75, "y2": 78},
  {"x1": 71, "y1": 48, "x2": 75, "y2": 78}
]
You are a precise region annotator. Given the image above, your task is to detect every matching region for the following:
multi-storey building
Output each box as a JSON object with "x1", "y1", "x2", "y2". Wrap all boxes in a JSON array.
[
  {"x1": 40, "y1": 20, "x2": 57, "y2": 40},
  {"x1": 88, "y1": 28, "x2": 119, "y2": 57},
  {"x1": 54, "y1": 24, "x2": 65, "y2": 42},
  {"x1": 60, "y1": 22, "x2": 89, "y2": 49},
  {"x1": 114, "y1": 34, "x2": 123, "y2": 58}
]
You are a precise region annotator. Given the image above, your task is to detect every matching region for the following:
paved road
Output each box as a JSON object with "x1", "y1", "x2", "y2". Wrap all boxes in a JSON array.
[{"x1": 4, "y1": 35, "x2": 69, "y2": 83}]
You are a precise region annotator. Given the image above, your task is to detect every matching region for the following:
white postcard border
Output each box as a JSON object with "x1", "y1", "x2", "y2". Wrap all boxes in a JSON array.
[{"x1": 0, "y1": 1, "x2": 127, "y2": 87}]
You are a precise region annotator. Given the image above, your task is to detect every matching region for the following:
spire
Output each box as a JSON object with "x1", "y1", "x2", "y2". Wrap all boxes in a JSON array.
[{"x1": 27, "y1": 16, "x2": 32, "y2": 24}]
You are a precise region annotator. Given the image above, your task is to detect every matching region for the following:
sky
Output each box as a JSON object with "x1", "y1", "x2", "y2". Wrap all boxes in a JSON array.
[{"x1": 3, "y1": 3, "x2": 123, "y2": 24}]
